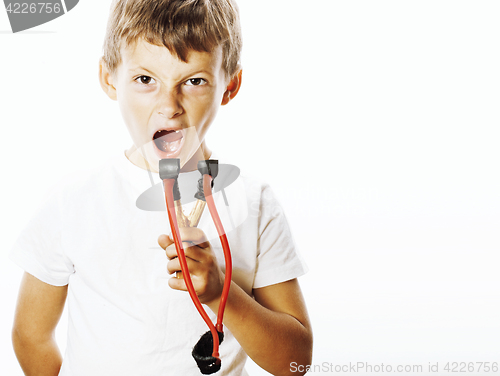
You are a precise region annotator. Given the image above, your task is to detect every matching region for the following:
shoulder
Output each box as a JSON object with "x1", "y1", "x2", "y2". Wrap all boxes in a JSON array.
[
  {"x1": 212, "y1": 157, "x2": 284, "y2": 221},
  {"x1": 238, "y1": 173, "x2": 283, "y2": 216},
  {"x1": 231, "y1": 167, "x2": 274, "y2": 203}
]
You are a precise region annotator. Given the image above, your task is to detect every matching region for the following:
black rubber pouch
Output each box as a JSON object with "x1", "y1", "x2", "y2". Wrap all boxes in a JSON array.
[{"x1": 192, "y1": 330, "x2": 224, "y2": 374}]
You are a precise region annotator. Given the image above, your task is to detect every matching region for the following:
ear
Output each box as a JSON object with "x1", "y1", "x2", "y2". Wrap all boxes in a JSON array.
[
  {"x1": 221, "y1": 69, "x2": 242, "y2": 106},
  {"x1": 99, "y1": 58, "x2": 118, "y2": 101}
]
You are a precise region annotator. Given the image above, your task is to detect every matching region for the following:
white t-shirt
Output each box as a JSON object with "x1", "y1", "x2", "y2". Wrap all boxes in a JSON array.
[{"x1": 10, "y1": 152, "x2": 307, "y2": 376}]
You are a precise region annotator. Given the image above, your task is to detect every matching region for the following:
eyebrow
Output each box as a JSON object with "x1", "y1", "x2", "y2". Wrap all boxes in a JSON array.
[
  {"x1": 128, "y1": 66, "x2": 156, "y2": 75},
  {"x1": 187, "y1": 70, "x2": 215, "y2": 78}
]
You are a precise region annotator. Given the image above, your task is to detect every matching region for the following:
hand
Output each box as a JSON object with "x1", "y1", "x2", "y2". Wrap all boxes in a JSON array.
[{"x1": 158, "y1": 228, "x2": 224, "y2": 306}]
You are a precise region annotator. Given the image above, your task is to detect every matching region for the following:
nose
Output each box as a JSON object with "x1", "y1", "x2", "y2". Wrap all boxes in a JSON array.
[{"x1": 157, "y1": 89, "x2": 183, "y2": 119}]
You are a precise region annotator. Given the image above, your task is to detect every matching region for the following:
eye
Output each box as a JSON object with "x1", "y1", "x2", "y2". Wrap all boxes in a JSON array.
[
  {"x1": 135, "y1": 75, "x2": 156, "y2": 85},
  {"x1": 185, "y1": 78, "x2": 207, "y2": 86}
]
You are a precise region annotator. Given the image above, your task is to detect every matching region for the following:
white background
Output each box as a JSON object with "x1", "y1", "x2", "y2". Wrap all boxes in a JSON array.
[{"x1": 1, "y1": 1, "x2": 499, "y2": 375}]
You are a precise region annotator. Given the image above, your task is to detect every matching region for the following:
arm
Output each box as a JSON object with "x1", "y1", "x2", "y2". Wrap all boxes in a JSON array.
[
  {"x1": 12, "y1": 272, "x2": 68, "y2": 376},
  {"x1": 209, "y1": 278, "x2": 313, "y2": 376},
  {"x1": 160, "y1": 231, "x2": 313, "y2": 376}
]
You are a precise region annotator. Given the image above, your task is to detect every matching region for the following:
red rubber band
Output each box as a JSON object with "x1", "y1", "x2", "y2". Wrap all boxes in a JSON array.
[
  {"x1": 163, "y1": 179, "x2": 220, "y2": 359},
  {"x1": 203, "y1": 175, "x2": 232, "y2": 332}
]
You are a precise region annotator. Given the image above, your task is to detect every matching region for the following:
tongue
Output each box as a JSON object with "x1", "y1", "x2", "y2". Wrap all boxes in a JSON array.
[{"x1": 154, "y1": 130, "x2": 183, "y2": 152}]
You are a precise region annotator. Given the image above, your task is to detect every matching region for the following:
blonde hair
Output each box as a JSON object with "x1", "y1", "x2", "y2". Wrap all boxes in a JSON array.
[{"x1": 102, "y1": 0, "x2": 242, "y2": 77}]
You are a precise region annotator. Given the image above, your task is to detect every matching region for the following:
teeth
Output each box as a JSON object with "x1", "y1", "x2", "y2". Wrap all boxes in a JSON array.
[{"x1": 155, "y1": 130, "x2": 179, "y2": 134}]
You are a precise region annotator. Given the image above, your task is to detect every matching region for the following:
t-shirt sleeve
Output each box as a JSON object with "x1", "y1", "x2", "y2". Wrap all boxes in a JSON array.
[
  {"x1": 10, "y1": 188, "x2": 74, "y2": 286},
  {"x1": 253, "y1": 184, "x2": 308, "y2": 289}
]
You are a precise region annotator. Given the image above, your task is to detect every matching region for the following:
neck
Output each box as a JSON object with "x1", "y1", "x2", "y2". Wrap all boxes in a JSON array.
[{"x1": 181, "y1": 143, "x2": 212, "y2": 172}]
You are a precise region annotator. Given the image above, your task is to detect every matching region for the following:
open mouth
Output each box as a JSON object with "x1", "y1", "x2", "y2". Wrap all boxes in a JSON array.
[{"x1": 153, "y1": 129, "x2": 184, "y2": 157}]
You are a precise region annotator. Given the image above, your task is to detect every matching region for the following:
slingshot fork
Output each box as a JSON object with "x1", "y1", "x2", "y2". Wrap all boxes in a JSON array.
[{"x1": 175, "y1": 199, "x2": 206, "y2": 228}]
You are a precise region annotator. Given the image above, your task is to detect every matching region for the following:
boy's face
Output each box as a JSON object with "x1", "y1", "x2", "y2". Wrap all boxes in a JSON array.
[{"x1": 99, "y1": 39, "x2": 241, "y2": 172}]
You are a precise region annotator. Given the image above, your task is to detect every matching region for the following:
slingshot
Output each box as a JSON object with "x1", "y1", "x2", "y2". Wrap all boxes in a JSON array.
[{"x1": 160, "y1": 159, "x2": 232, "y2": 375}]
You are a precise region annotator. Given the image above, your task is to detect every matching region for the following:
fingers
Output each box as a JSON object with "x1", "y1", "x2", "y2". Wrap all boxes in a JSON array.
[
  {"x1": 165, "y1": 242, "x2": 179, "y2": 260},
  {"x1": 166, "y1": 254, "x2": 183, "y2": 275},
  {"x1": 168, "y1": 275, "x2": 187, "y2": 291},
  {"x1": 166, "y1": 250, "x2": 223, "y2": 303},
  {"x1": 166, "y1": 244, "x2": 211, "y2": 274},
  {"x1": 158, "y1": 234, "x2": 173, "y2": 250},
  {"x1": 176, "y1": 227, "x2": 210, "y2": 248},
  {"x1": 160, "y1": 227, "x2": 220, "y2": 301},
  {"x1": 165, "y1": 252, "x2": 198, "y2": 291},
  {"x1": 164, "y1": 241, "x2": 209, "y2": 260},
  {"x1": 159, "y1": 227, "x2": 211, "y2": 259}
]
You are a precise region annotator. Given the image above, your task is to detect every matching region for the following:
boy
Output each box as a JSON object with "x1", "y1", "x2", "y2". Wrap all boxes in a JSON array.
[{"x1": 11, "y1": 0, "x2": 312, "y2": 375}]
